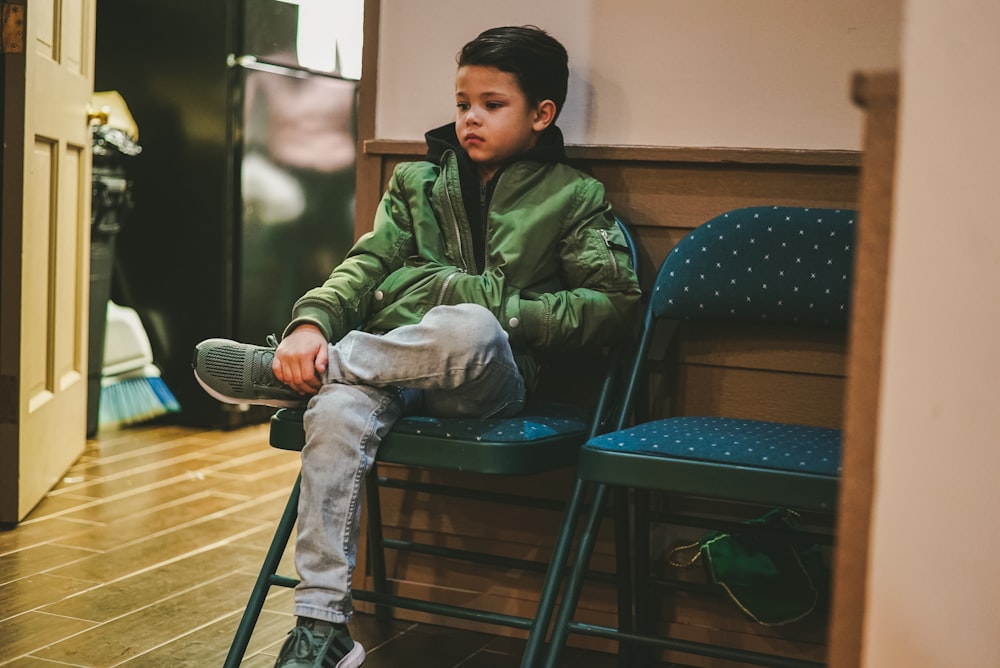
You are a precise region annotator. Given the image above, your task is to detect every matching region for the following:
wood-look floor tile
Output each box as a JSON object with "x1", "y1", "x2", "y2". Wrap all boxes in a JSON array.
[
  {"x1": 0, "y1": 572, "x2": 96, "y2": 619},
  {"x1": 59, "y1": 436, "x2": 228, "y2": 484},
  {"x1": 206, "y1": 464, "x2": 301, "y2": 502},
  {"x1": 2, "y1": 656, "x2": 75, "y2": 667},
  {"x1": 0, "y1": 542, "x2": 98, "y2": 585},
  {"x1": 45, "y1": 515, "x2": 267, "y2": 584},
  {"x1": 50, "y1": 454, "x2": 242, "y2": 500},
  {"x1": 87, "y1": 425, "x2": 207, "y2": 455},
  {"x1": 32, "y1": 572, "x2": 255, "y2": 665},
  {"x1": 123, "y1": 595, "x2": 295, "y2": 666},
  {"x1": 227, "y1": 529, "x2": 297, "y2": 574},
  {"x1": 43, "y1": 448, "x2": 291, "y2": 520},
  {"x1": 21, "y1": 492, "x2": 105, "y2": 519},
  {"x1": 478, "y1": 635, "x2": 622, "y2": 668},
  {"x1": 348, "y1": 613, "x2": 418, "y2": 654},
  {"x1": 0, "y1": 422, "x2": 641, "y2": 668},
  {"x1": 58, "y1": 452, "x2": 215, "y2": 487},
  {"x1": 203, "y1": 447, "x2": 299, "y2": 478},
  {"x1": 363, "y1": 622, "x2": 495, "y2": 667},
  {"x1": 460, "y1": 646, "x2": 621, "y2": 668},
  {"x1": 0, "y1": 517, "x2": 97, "y2": 553},
  {"x1": 52, "y1": 491, "x2": 266, "y2": 552},
  {"x1": 28, "y1": 478, "x2": 202, "y2": 526},
  {"x1": 81, "y1": 428, "x2": 245, "y2": 465},
  {"x1": 244, "y1": 591, "x2": 304, "y2": 647},
  {"x1": 50, "y1": 475, "x2": 253, "y2": 526},
  {"x1": 0, "y1": 610, "x2": 97, "y2": 663},
  {"x1": 41, "y1": 543, "x2": 276, "y2": 623},
  {"x1": 57, "y1": 432, "x2": 270, "y2": 497}
]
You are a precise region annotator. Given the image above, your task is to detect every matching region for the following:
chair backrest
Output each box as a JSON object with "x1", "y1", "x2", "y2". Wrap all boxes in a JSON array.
[
  {"x1": 616, "y1": 206, "x2": 856, "y2": 431},
  {"x1": 651, "y1": 206, "x2": 856, "y2": 328}
]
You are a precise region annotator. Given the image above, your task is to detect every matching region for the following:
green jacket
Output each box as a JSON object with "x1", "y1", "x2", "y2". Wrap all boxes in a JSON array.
[{"x1": 284, "y1": 127, "x2": 641, "y2": 389}]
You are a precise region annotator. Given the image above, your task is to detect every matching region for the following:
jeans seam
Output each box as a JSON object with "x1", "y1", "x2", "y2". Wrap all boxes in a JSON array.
[{"x1": 342, "y1": 388, "x2": 400, "y2": 606}]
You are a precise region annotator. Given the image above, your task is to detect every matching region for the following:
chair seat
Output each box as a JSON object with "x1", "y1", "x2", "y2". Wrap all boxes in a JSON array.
[
  {"x1": 579, "y1": 417, "x2": 841, "y2": 510},
  {"x1": 269, "y1": 403, "x2": 590, "y2": 475}
]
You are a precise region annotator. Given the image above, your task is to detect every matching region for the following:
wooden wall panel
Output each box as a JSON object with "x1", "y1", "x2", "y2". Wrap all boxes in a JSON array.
[
  {"x1": 678, "y1": 324, "x2": 846, "y2": 376},
  {"x1": 670, "y1": 364, "x2": 845, "y2": 428},
  {"x1": 360, "y1": 142, "x2": 860, "y2": 285},
  {"x1": 587, "y1": 160, "x2": 859, "y2": 232}
]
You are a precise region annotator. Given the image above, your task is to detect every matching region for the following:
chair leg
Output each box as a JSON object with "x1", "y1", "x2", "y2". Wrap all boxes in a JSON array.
[
  {"x1": 363, "y1": 462, "x2": 391, "y2": 622},
  {"x1": 633, "y1": 488, "x2": 653, "y2": 667},
  {"x1": 613, "y1": 487, "x2": 634, "y2": 668},
  {"x1": 224, "y1": 473, "x2": 301, "y2": 668},
  {"x1": 541, "y1": 482, "x2": 610, "y2": 668},
  {"x1": 521, "y1": 478, "x2": 588, "y2": 668}
]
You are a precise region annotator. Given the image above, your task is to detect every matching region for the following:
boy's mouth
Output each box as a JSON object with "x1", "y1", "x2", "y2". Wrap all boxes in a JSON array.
[{"x1": 463, "y1": 133, "x2": 484, "y2": 145}]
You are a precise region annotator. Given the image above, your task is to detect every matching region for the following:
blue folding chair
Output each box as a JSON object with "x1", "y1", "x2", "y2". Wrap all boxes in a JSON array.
[{"x1": 526, "y1": 206, "x2": 855, "y2": 668}]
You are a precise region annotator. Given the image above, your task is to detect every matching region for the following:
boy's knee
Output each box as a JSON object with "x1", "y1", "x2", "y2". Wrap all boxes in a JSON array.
[
  {"x1": 427, "y1": 303, "x2": 492, "y2": 327},
  {"x1": 426, "y1": 304, "x2": 506, "y2": 345}
]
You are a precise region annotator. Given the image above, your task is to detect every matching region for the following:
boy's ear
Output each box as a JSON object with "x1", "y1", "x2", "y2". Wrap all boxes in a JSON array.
[{"x1": 532, "y1": 99, "x2": 557, "y2": 132}]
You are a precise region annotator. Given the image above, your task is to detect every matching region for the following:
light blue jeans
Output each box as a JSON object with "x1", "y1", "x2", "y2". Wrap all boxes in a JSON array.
[{"x1": 293, "y1": 303, "x2": 526, "y2": 623}]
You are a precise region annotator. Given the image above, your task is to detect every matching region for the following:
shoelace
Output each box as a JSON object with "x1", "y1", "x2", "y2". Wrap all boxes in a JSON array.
[
  {"x1": 286, "y1": 624, "x2": 323, "y2": 659},
  {"x1": 253, "y1": 334, "x2": 285, "y2": 389},
  {"x1": 249, "y1": 349, "x2": 282, "y2": 388}
]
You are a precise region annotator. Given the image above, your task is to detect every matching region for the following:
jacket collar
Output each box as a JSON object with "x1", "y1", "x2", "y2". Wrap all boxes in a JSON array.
[{"x1": 424, "y1": 122, "x2": 569, "y2": 168}]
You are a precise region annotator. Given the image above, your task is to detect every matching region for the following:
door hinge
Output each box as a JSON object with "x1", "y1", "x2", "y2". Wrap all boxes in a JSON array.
[{"x1": 2, "y1": 3, "x2": 25, "y2": 54}]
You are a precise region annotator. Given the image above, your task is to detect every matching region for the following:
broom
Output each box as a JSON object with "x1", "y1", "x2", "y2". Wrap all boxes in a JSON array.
[
  {"x1": 100, "y1": 364, "x2": 180, "y2": 428},
  {"x1": 99, "y1": 301, "x2": 180, "y2": 429}
]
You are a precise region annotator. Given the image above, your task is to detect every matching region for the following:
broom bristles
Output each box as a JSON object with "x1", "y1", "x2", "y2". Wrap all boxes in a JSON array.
[{"x1": 99, "y1": 365, "x2": 180, "y2": 429}]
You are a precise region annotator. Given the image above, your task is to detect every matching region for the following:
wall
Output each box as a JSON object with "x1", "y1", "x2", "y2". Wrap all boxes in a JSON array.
[
  {"x1": 376, "y1": 0, "x2": 900, "y2": 149},
  {"x1": 862, "y1": 1, "x2": 1000, "y2": 665}
]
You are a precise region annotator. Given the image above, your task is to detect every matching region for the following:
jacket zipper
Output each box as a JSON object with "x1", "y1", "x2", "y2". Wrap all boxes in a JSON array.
[
  {"x1": 480, "y1": 184, "x2": 489, "y2": 250},
  {"x1": 479, "y1": 171, "x2": 504, "y2": 272},
  {"x1": 600, "y1": 229, "x2": 620, "y2": 278},
  {"x1": 442, "y1": 154, "x2": 470, "y2": 271}
]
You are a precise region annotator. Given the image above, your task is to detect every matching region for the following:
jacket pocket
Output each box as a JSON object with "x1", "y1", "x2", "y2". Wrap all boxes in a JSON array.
[
  {"x1": 583, "y1": 226, "x2": 633, "y2": 283},
  {"x1": 435, "y1": 268, "x2": 466, "y2": 306}
]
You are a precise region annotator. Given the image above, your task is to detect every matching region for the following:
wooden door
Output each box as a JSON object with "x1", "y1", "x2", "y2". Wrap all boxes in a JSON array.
[{"x1": 0, "y1": 0, "x2": 97, "y2": 522}]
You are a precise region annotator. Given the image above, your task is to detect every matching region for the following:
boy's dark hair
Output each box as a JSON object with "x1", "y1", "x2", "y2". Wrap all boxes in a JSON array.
[{"x1": 457, "y1": 26, "x2": 569, "y2": 120}]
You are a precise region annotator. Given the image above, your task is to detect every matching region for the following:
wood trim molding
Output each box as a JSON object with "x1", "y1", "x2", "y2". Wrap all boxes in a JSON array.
[
  {"x1": 352, "y1": 0, "x2": 383, "y2": 245},
  {"x1": 363, "y1": 138, "x2": 862, "y2": 167},
  {"x1": 827, "y1": 69, "x2": 899, "y2": 668}
]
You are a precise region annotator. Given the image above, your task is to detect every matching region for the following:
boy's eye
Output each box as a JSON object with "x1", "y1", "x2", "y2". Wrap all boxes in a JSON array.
[
  {"x1": 456, "y1": 102, "x2": 470, "y2": 111},
  {"x1": 486, "y1": 101, "x2": 503, "y2": 110}
]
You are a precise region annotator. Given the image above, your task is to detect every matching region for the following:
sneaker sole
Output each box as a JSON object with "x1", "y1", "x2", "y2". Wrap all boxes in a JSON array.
[
  {"x1": 192, "y1": 338, "x2": 308, "y2": 408},
  {"x1": 336, "y1": 642, "x2": 365, "y2": 668},
  {"x1": 192, "y1": 368, "x2": 308, "y2": 408}
]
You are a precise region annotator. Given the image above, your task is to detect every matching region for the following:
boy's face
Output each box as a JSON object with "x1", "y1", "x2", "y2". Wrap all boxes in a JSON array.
[{"x1": 455, "y1": 65, "x2": 555, "y2": 184}]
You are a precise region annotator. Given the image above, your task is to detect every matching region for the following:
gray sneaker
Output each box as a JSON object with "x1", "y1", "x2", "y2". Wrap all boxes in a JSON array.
[
  {"x1": 192, "y1": 338, "x2": 308, "y2": 407},
  {"x1": 275, "y1": 618, "x2": 365, "y2": 668}
]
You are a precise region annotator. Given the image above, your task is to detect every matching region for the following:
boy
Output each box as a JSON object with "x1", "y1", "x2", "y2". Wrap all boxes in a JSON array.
[{"x1": 194, "y1": 26, "x2": 640, "y2": 668}]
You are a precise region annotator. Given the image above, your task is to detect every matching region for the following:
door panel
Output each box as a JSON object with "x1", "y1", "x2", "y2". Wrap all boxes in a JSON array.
[
  {"x1": 54, "y1": 144, "x2": 87, "y2": 392},
  {"x1": 23, "y1": 141, "x2": 55, "y2": 405},
  {"x1": 0, "y1": 0, "x2": 96, "y2": 522}
]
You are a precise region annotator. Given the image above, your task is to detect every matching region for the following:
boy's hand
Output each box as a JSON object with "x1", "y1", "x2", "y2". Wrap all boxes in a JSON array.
[{"x1": 273, "y1": 324, "x2": 328, "y2": 395}]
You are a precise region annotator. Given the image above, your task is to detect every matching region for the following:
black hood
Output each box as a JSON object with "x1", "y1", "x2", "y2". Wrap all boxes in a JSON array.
[
  {"x1": 424, "y1": 122, "x2": 569, "y2": 166},
  {"x1": 422, "y1": 122, "x2": 569, "y2": 274}
]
